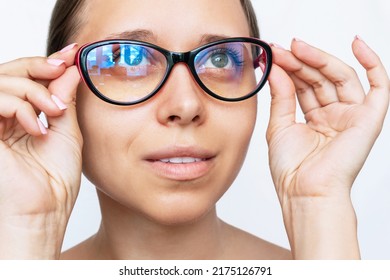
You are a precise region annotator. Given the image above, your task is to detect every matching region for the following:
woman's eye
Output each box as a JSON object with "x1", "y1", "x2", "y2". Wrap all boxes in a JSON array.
[
  {"x1": 124, "y1": 46, "x2": 148, "y2": 66},
  {"x1": 209, "y1": 53, "x2": 230, "y2": 68},
  {"x1": 197, "y1": 46, "x2": 245, "y2": 72},
  {"x1": 203, "y1": 51, "x2": 234, "y2": 69},
  {"x1": 113, "y1": 45, "x2": 150, "y2": 67}
]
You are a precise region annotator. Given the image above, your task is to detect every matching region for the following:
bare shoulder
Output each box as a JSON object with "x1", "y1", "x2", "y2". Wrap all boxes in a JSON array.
[
  {"x1": 220, "y1": 221, "x2": 292, "y2": 260},
  {"x1": 60, "y1": 235, "x2": 99, "y2": 260}
]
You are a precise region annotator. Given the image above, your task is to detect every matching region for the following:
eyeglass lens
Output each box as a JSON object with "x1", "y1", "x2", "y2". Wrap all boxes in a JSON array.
[{"x1": 84, "y1": 41, "x2": 267, "y2": 103}]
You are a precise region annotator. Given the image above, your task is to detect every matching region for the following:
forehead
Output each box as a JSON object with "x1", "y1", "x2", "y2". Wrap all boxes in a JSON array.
[{"x1": 77, "y1": 0, "x2": 250, "y2": 50}]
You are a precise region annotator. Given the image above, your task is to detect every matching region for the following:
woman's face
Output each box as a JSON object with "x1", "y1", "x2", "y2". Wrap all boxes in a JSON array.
[{"x1": 75, "y1": 0, "x2": 258, "y2": 224}]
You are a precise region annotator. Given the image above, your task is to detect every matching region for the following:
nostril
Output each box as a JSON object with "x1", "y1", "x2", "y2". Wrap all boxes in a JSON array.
[
  {"x1": 167, "y1": 114, "x2": 200, "y2": 124},
  {"x1": 192, "y1": 115, "x2": 200, "y2": 123},
  {"x1": 169, "y1": 115, "x2": 179, "y2": 122}
]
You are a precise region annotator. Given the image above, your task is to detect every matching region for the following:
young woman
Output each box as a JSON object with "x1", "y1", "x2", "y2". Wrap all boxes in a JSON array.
[{"x1": 0, "y1": 0, "x2": 388, "y2": 259}]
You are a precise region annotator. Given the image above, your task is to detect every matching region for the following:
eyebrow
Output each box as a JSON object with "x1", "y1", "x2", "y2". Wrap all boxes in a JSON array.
[
  {"x1": 105, "y1": 29, "x2": 158, "y2": 41},
  {"x1": 104, "y1": 30, "x2": 231, "y2": 46},
  {"x1": 198, "y1": 34, "x2": 231, "y2": 45}
]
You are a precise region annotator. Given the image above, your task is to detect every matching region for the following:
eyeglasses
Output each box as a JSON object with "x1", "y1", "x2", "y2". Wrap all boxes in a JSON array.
[{"x1": 76, "y1": 37, "x2": 272, "y2": 106}]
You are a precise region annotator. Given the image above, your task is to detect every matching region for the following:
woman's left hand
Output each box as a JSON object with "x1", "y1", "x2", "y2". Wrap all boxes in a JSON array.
[{"x1": 266, "y1": 37, "x2": 390, "y2": 259}]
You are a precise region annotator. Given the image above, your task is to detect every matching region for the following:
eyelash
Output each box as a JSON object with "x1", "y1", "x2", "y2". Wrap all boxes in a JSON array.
[{"x1": 202, "y1": 47, "x2": 245, "y2": 67}]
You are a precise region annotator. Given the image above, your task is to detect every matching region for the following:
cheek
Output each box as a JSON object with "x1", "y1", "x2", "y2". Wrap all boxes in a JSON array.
[
  {"x1": 219, "y1": 98, "x2": 257, "y2": 150},
  {"x1": 210, "y1": 98, "x2": 258, "y2": 187},
  {"x1": 76, "y1": 85, "x2": 147, "y2": 184}
]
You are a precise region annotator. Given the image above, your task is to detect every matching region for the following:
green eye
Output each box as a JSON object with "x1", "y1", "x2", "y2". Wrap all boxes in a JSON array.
[{"x1": 211, "y1": 53, "x2": 229, "y2": 68}]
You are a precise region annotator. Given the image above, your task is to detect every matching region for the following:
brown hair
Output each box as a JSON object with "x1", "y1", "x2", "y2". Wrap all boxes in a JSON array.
[{"x1": 47, "y1": 0, "x2": 260, "y2": 55}]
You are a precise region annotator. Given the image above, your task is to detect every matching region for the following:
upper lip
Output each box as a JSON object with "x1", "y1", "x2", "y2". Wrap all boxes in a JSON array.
[{"x1": 143, "y1": 146, "x2": 216, "y2": 162}]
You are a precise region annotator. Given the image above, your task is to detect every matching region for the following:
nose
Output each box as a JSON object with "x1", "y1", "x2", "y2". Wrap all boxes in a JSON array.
[{"x1": 156, "y1": 63, "x2": 206, "y2": 127}]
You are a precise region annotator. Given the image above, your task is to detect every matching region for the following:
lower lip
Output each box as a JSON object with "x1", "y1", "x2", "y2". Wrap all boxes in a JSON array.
[{"x1": 145, "y1": 159, "x2": 214, "y2": 181}]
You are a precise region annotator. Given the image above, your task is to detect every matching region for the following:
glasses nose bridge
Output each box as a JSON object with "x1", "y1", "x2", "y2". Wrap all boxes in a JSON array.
[
  {"x1": 166, "y1": 51, "x2": 194, "y2": 82},
  {"x1": 170, "y1": 51, "x2": 191, "y2": 66}
]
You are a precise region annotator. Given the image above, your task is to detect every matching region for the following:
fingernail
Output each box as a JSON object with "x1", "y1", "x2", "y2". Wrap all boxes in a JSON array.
[
  {"x1": 51, "y1": 95, "x2": 68, "y2": 110},
  {"x1": 37, "y1": 118, "x2": 48, "y2": 135},
  {"x1": 60, "y1": 43, "x2": 77, "y2": 53},
  {"x1": 293, "y1": 37, "x2": 304, "y2": 42},
  {"x1": 355, "y1": 35, "x2": 365, "y2": 42},
  {"x1": 270, "y1": 43, "x2": 285, "y2": 50},
  {"x1": 47, "y1": 58, "x2": 65, "y2": 66}
]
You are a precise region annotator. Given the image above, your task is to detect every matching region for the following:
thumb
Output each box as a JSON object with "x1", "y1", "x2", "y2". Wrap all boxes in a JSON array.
[
  {"x1": 47, "y1": 66, "x2": 81, "y2": 138},
  {"x1": 267, "y1": 63, "x2": 297, "y2": 140},
  {"x1": 352, "y1": 37, "x2": 390, "y2": 116}
]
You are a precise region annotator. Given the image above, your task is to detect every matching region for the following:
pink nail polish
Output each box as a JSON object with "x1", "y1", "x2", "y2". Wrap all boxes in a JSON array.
[
  {"x1": 270, "y1": 43, "x2": 285, "y2": 50},
  {"x1": 355, "y1": 35, "x2": 364, "y2": 42},
  {"x1": 47, "y1": 58, "x2": 65, "y2": 66},
  {"x1": 60, "y1": 43, "x2": 77, "y2": 53},
  {"x1": 293, "y1": 37, "x2": 303, "y2": 42},
  {"x1": 37, "y1": 118, "x2": 48, "y2": 135},
  {"x1": 51, "y1": 95, "x2": 68, "y2": 110}
]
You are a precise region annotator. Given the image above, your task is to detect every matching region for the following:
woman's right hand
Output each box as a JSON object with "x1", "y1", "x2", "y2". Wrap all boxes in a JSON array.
[{"x1": 0, "y1": 44, "x2": 82, "y2": 259}]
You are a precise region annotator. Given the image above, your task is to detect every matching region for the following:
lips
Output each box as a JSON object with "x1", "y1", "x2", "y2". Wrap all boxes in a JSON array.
[
  {"x1": 143, "y1": 147, "x2": 216, "y2": 181},
  {"x1": 159, "y1": 157, "x2": 205, "y2": 164}
]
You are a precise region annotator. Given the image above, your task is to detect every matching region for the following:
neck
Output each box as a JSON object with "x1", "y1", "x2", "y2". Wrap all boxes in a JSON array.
[{"x1": 91, "y1": 191, "x2": 227, "y2": 259}]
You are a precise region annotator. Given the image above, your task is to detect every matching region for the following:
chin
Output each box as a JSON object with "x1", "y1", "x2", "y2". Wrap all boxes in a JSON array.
[
  {"x1": 97, "y1": 181, "x2": 221, "y2": 227},
  {"x1": 143, "y1": 197, "x2": 217, "y2": 226}
]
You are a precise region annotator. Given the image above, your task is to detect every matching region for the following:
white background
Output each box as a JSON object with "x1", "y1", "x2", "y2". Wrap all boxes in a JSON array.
[{"x1": 0, "y1": 0, "x2": 389, "y2": 259}]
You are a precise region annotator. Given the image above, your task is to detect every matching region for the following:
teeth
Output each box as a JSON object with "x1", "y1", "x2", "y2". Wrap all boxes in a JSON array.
[{"x1": 159, "y1": 157, "x2": 203, "y2": 164}]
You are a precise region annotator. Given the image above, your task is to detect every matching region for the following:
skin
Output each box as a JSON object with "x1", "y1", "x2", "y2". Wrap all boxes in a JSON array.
[
  {"x1": 268, "y1": 38, "x2": 389, "y2": 258},
  {"x1": 68, "y1": 0, "x2": 289, "y2": 259},
  {"x1": 0, "y1": 0, "x2": 388, "y2": 260},
  {"x1": 77, "y1": 0, "x2": 258, "y2": 226}
]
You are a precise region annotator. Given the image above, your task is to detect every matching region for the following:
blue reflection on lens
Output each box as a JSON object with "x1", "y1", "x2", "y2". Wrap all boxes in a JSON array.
[
  {"x1": 87, "y1": 46, "x2": 115, "y2": 69},
  {"x1": 123, "y1": 45, "x2": 143, "y2": 66}
]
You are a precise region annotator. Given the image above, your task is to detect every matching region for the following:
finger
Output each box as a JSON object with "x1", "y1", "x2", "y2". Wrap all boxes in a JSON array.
[
  {"x1": 48, "y1": 66, "x2": 80, "y2": 105},
  {"x1": 271, "y1": 44, "x2": 321, "y2": 113},
  {"x1": 272, "y1": 44, "x2": 339, "y2": 106},
  {"x1": 48, "y1": 43, "x2": 79, "y2": 67},
  {"x1": 290, "y1": 38, "x2": 366, "y2": 104},
  {"x1": 47, "y1": 66, "x2": 81, "y2": 136},
  {"x1": 0, "y1": 43, "x2": 79, "y2": 83},
  {"x1": 267, "y1": 63, "x2": 296, "y2": 140},
  {"x1": 289, "y1": 73, "x2": 322, "y2": 114},
  {"x1": 0, "y1": 75, "x2": 66, "y2": 117},
  {"x1": 0, "y1": 57, "x2": 66, "y2": 81},
  {"x1": 0, "y1": 92, "x2": 44, "y2": 136},
  {"x1": 36, "y1": 44, "x2": 80, "y2": 88},
  {"x1": 352, "y1": 36, "x2": 390, "y2": 114}
]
